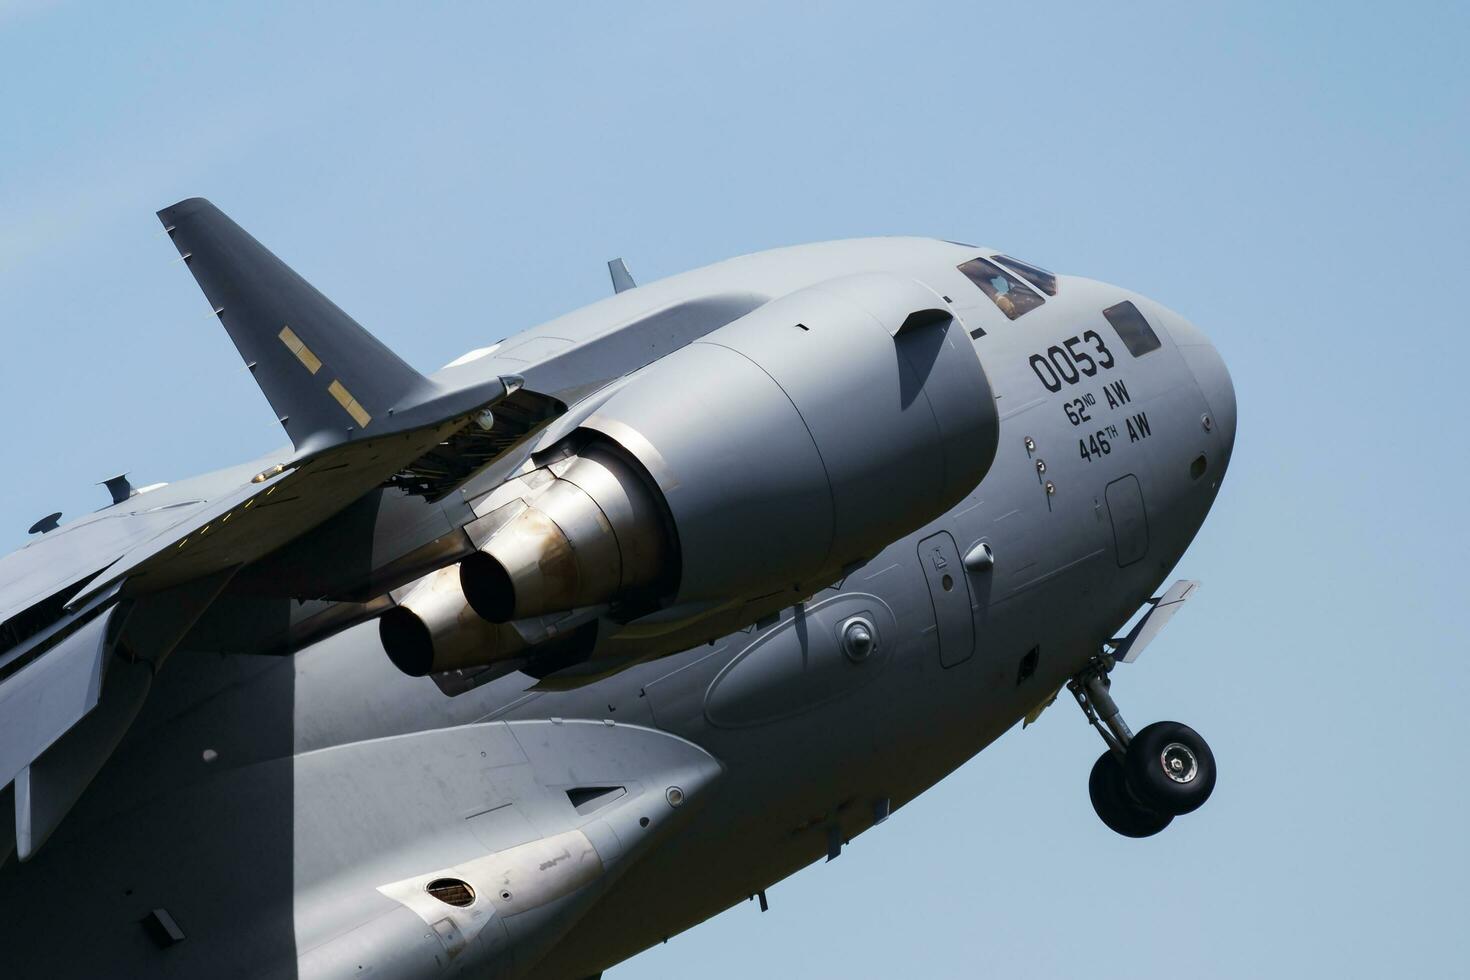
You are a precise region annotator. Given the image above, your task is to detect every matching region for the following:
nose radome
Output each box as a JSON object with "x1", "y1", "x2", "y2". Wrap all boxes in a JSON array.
[{"x1": 1165, "y1": 315, "x2": 1237, "y2": 468}]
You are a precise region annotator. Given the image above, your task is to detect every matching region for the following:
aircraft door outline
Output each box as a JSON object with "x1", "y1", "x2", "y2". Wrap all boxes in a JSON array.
[
  {"x1": 1105, "y1": 474, "x2": 1150, "y2": 567},
  {"x1": 917, "y1": 530, "x2": 975, "y2": 668}
]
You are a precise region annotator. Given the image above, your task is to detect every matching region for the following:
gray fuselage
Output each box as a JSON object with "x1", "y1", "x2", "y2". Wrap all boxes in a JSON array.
[{"x1": 0, "y1": 238, "x2": 1235, "y2": 978}]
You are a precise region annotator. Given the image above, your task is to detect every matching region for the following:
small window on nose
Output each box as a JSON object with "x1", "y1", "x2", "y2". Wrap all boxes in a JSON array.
[{"x1": 1102, "y1": 300, "x2": 1162, "y2": 357}]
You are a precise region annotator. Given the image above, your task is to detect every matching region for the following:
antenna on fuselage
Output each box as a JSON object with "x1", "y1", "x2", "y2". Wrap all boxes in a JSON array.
[
  {"x1": 27, "y1": 512, "x2": 62, "y2": 535},
  {"x1": 607, "y1": 257, "x2": 636, "y2": 294},
  {"x1": 98, "y1": 473, "x2": 134, "y2": 505}
]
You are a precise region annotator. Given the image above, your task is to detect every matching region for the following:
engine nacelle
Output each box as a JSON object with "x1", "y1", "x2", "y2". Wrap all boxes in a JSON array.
[
  {"x1": 380, "y1": 272, "x2": 1000, "y2": 677},
  {"x1": 572, "y1": 271, "x2": 999, "y2": 607}
]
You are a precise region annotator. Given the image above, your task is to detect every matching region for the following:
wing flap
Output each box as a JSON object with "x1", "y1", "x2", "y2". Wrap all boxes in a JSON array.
[{"x1": 0, "y1": 600, "x2": 116, "y2": 793}]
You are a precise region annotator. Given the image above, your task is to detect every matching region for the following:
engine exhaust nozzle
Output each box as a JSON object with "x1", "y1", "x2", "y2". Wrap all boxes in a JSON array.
[
  {"x1": 460, "y1": 442, "x2": 671, "y2": 623},
  {"x1": 379, "y1": 565, "x2": 529, "y2": 676}
]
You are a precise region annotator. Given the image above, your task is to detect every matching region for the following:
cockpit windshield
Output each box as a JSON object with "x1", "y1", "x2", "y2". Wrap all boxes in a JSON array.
[
  {"x1": 992, "y1": 254, "x2": 1057, "y2": 296},
  {"x1": 957, "y1": 257, "x2": 1045, "y2": 321}
]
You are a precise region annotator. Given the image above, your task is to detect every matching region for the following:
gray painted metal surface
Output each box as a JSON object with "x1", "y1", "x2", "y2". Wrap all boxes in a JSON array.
[
  {"x1": 0, "y1": 200, "x2": 1237, "y2": 978},
  {"x1": 0, "y1": 606, "x2": 112, "y2": 792},
  {"x1": 607, "y1": 258, "x2": 636, "y2": 294}
]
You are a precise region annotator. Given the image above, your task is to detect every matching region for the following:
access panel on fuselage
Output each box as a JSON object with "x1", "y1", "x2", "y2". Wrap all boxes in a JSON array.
[
  {"x1": 917, "y1": 530, "x2": 975, "y2": 667},
  {"x1": 1105, "y1": 474, "x2": 1150, "y2": 567}
]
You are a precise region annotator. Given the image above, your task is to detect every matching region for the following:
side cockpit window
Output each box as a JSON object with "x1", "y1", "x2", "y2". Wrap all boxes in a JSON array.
[
  {"x1": 992, "y1": 254, "x2": 1057, "y2": 296},
  {"x1": 957, "y1": 257, "x2": 1045, "y2": 321},
  {"x1": 1102, "y1": 300, "x2": 1162, "y2": 357}
]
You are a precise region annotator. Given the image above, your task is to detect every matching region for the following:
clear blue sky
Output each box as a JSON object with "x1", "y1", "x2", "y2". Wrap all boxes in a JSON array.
[{"x1": 3, "y1": 2, "x2": 1466, "y2": 976}]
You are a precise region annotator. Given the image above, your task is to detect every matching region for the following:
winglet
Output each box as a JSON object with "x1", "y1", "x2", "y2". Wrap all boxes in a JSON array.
[
  {"x1": 158, "y1": 198, "x2": 445, "y2": 454},
  {"x1": 608, "y1": 257, "x2": 636, "y2": 294}
]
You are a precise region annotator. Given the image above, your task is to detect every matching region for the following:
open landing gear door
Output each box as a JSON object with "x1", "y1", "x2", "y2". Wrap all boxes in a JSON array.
[{"x1": 1110, "y1": 579, "x2": 1200, "y2": 664}]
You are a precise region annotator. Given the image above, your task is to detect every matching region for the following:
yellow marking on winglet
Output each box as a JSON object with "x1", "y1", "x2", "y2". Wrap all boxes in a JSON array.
[
  {"x1": 328, "y1": 380, "x2": 371, "y2": 428},
  {"x1": 278, "y1": 326, "x2": 322, "y2": 374}
]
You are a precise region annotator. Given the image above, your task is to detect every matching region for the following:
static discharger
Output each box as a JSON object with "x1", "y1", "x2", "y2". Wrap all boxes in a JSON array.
[{"x1": 142, "y1": 908, "x2": 185, "y2": 948}]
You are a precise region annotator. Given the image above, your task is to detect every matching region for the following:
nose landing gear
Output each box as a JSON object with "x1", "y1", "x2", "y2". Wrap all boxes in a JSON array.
[{"x1": 1069, "y1": 658, "x2": 1216, "y2": 837}]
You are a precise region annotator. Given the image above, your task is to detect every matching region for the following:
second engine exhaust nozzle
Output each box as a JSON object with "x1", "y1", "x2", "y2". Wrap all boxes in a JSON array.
[
  {"x1": 378, "y1": 440, "x2": 672, "y2": 677},
  {"x1": 378, "y1": 564, "x2": 528, "y2": 676}
]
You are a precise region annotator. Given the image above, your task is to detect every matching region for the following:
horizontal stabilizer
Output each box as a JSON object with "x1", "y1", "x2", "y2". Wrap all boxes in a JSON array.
[{"x1": 159, "y1": 198, "x2": 493, "y2": 454}]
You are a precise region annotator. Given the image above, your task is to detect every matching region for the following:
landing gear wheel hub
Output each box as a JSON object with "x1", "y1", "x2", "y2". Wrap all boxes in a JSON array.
[
  {"x1": 1124, "y1": 721, "x2": 1217, "y2": 816},
  {"x1": 1159, "y1": 742, "x2": 1198, "y2": 784}
]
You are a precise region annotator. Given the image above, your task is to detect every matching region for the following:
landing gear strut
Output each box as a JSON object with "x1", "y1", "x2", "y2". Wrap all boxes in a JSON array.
[{"x1": 1069, "y1": 656, "x2": 1216, "y2": 838}]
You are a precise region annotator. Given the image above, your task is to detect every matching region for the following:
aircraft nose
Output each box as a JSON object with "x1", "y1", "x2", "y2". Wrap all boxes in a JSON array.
[{"x1": 1166, "y1": 315, "x2": 1236, "y2": 469}]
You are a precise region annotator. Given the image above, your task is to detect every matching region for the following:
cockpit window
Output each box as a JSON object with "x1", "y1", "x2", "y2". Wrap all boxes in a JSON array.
[
  {"x1": 992, "y1": 254, "x2": 1057, "y2": 296},
  {"x1": 1102, "y1": 300, "x2": 1162, "y2": 357},
  {"x1": 957, "y1": 257, "x2": 1045, "y2": 321}
]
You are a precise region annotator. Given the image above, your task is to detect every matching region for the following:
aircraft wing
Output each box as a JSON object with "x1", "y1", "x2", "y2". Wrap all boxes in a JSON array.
[
  {"x1": 0, "y1": 199, "x2": 564, "y2": 858},
  {"x1": 49, "y1": 198, "x2": 548, "y2": 606}
]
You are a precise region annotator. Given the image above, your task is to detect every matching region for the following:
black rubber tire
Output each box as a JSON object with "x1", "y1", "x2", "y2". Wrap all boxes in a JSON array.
[
  {"x1": 1089, "y1": 751, "x2": 1173, "y2": 838},
  {"x1": 1124, "y1": 721, "x2": 1217, "y2": 816}
]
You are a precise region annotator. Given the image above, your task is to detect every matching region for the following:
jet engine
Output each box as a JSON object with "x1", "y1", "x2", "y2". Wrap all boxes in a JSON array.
[{"x1": 380, "y1": 272, "x2": 1001, "y2": 677}]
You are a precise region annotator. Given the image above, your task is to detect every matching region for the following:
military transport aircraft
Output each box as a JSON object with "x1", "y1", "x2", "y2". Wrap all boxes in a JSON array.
[{"x1": 0, "y1": 199, "x2": 1235, "y2": 978}]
